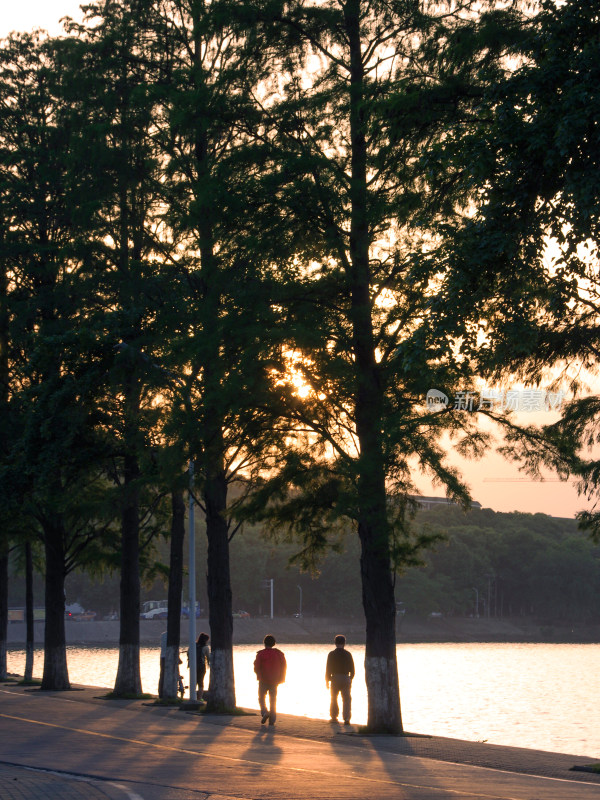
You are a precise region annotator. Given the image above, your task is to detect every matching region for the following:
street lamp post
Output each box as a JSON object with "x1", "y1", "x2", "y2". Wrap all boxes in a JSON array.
[
  {"x1": 261, "y1": 579, "x2": 274, "y2": 619},
  {"x1": 473, "y1": 587, "x2": 479, "y2": 618},
  {"x1": 486, "y1": 573, "x2": 494, "y2": 619},
  {"x1": 187, "y1": 459, "x2": 197, "y2": 702},
  {"x1": 296, "y1": 584, "x2": 302, "y2": 617}
]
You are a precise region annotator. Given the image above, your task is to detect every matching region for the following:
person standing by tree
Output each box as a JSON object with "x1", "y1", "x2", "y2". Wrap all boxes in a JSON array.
[
  {"x1": 192, "y1": 632, "x2": 210, "y2": 702},
  {"x1": 326, "y1": 635, "x2": 355, "y2": 725},
  {"x1": 253, "y1": 635, "x2": 286, "y2": 726},
  {"x1": 158, "y1": 630, "x2": 167, "y2": 699}
]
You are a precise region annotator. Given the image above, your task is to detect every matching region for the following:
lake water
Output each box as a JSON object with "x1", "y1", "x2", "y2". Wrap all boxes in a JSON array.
[{"x1": 7, "y1": 642, "x2": 600, "y2": 758}]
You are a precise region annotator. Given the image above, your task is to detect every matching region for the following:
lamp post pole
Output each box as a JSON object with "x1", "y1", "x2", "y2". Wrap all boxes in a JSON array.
[
  {"x1": 188, "y1": 458, "x2": 196, "y2": 702},
  {"x1": 261, "y1": 579, "x2": 274, "y2": 619}
]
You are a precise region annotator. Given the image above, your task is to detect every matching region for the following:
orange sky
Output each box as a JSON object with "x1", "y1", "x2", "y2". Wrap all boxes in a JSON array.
[
  {"x1": 414, "y1": 439, "x2": 591, "y2": 520},
  {"x1": 2, "y1": 1, "x2": 84, "y2": 36}
]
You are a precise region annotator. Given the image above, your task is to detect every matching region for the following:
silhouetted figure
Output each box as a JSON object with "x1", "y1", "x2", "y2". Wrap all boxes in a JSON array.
[
  {"x1": 158, "y1": 630, "x2": 167, "y2": 698},
  {"x1": 194, "y1": 632, "x2": 210, "y2": 701},
  {"x1": 254, "y1": 634, "x2": 287, "y2": 726},
  {"x1": 325, "y1": 634, "x2": 355, "y2": 724}
]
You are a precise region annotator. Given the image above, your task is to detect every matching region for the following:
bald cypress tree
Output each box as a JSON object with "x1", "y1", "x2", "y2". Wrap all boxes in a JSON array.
[
  {"x1": 144, "y1": 0, "x2": 286, "y2": 711},
  {"x1": 431, "y1": 0, "x2": 600, "y2": 531},
  {"x1": 65, "y1": 0, "x2": 170, "y2": 696},
  {"x1": 238, "y1": 0, "x2": 530, "y2": 731},
  {"x1": 0, "y1": 29, "x2": 123, "y2": 690}
]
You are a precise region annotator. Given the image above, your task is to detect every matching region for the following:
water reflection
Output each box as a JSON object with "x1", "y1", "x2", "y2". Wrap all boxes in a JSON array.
[{"x1": 7, "y1": 642, "x2": 600, "y2": 758}]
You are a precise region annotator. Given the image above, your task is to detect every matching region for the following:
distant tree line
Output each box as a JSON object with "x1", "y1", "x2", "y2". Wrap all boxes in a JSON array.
[
  {"x1": 1, "y1": 0, "x2": 599, "y2": 734},
  {"x1": 398, "y1": 507, "x2": 600, "y2": 622},
  {"x1": 12, "y1": 506, "x2": 598, "y2": 625}
]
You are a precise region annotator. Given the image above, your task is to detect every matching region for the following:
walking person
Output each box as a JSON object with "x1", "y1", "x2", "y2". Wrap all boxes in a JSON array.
[
  {"x1": 325, "y1": 634, "x2": 355, "y2": 724},
  {"x1": 254, "y1": 634, "x2": 287, "y2": 726}
]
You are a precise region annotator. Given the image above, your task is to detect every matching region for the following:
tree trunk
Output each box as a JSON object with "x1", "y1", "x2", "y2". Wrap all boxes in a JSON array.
[
  {"x1": 359, "y1": 519, "x2": 402, "y2": 732},
  {"x1": 0, "y1": 540, "x2": 8, "y2": 680},
  {"x1": 114, "y1": 450, "x2": 142, "y2": 696},
  {"x1": 41, "y1": 517, "x2": 69, "y2": 691},
  {"x1": 112, "y1": 106, "x2": 143, "y2": 695},
  {"x1": 345, "y1": 0, "x2": 402, "y2": 733},
  {"x1": 0, "y1": 225, "x2": 9, "y2": 681},
  {"x1": 24, "y1": 540, "x2": 34, "y2": 681},
  {"x1": 164, "y1": 488, "x2": 185, "y2": 699},
  {"x1": 189, "y1": 5, "x2": 235, "y2": 713},
  {"x1": 205, "y1": 467, "x2": 235, "y2": 711}
]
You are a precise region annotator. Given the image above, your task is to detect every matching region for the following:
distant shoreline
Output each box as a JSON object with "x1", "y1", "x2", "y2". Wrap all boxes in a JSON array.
[{"x1": 7, "y1": 615, "x2": 600, "y2": 646}]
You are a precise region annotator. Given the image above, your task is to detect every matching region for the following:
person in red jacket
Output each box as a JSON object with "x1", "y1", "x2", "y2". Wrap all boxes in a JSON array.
[{"x1": 254, "y1": 634, "x2": 287, "y2": 725}]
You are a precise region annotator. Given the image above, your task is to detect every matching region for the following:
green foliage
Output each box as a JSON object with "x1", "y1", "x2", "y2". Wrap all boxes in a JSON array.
[
  {"x1": 230, "y1": 1, "x2": 540, "y2": 609},
  {"x1": 417, "y1": 0, "x2": 600, "y2": 539},
  {"x1": 435, "y1": 0, "x2": 600, "y2": 375},
  {"x1": 397, "y1": 507, "x2": 600, "y2": 621},
  {"x1": 137, "y1": 508, "x2": 600, "y2": 622},
  {"x1": 0, "y1": 30, "x2": 135, "y2": 575}
]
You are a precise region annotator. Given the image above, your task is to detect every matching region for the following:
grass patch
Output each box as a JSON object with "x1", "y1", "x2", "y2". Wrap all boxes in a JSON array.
[
  {"x1": 190, "y1": 705, "x2": 255, "y2": 716},
  {"x1": 355, "y1": 726, "x2": 428, "y2": 737},
  {"x1": 571, "y1": 764, "x2": 600, "y2": 774},
  {"x1": 17, "y1": 678, "x2": 42, "y2": 686},
  {"x1": 101, "y1": 692, "x2": 153, "y2": 701},
  {"x1": 147, "y1": 697, "x2": 184, "y2": 706},
  {"x1": 356, "y1": 725, "x2": 401, "y2": 736}
]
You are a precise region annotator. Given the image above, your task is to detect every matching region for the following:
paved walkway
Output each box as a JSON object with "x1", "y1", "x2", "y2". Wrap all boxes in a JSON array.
[{"x1": 1, "y1": 679, "x2": 599, "y2": 800}]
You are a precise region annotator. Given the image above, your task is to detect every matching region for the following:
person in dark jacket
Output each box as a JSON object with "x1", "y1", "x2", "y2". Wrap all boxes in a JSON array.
[
  {"x1": 194, "y1": 632, "x2": 210, "y2": 701},
  {"x1": 325, "y1": 634, "x2": 355, "y2": 724},
  {"x1": 158, "y1": 630, "x2": 167, "y2": 698},
  {"x1": 254, "y1": 634, "x2": 287, "y2": 725}
]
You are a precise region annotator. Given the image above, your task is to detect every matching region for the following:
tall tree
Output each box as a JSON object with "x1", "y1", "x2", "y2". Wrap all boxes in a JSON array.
[
  {"x1": 68, "y1": 0, "x2": 172, "y2": 696},
  {"x1": 0, "y1": 32, "x2": 88, "y2": 690},
  {"x1": 436, "y1": 0, "x2": 600, "y2": 530},
  {"x1": 140, "y1": 0, "x2": 285, "y2": 710},
  {"x1": 239, "y1": 0, "x2": 529, "y2": 731},
  {"x1": 0, "y1": 28, "x2": 128, "y2": 690}
]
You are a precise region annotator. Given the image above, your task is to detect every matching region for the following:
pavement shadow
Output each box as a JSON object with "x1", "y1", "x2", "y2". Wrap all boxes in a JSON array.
[
  {"x1": 324, "y1": 731, "x2": 449, "y2": 798},
  {"x1": 241, "y1": 727, "x2": 284, "y2": 764}
]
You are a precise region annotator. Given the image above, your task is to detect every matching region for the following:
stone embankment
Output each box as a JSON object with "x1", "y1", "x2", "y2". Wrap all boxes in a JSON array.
[{"x1": 7, "y1": 615, "x2": 600, "y2": 645}]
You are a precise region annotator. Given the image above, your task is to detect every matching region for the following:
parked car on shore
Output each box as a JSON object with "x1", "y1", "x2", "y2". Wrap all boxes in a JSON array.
[
  {"x1": 66, "y1": 610, "x2": 97, "y2": 621},
  {"x1": 140, "y1": 600, "x2": 168, "y2": 620}
]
